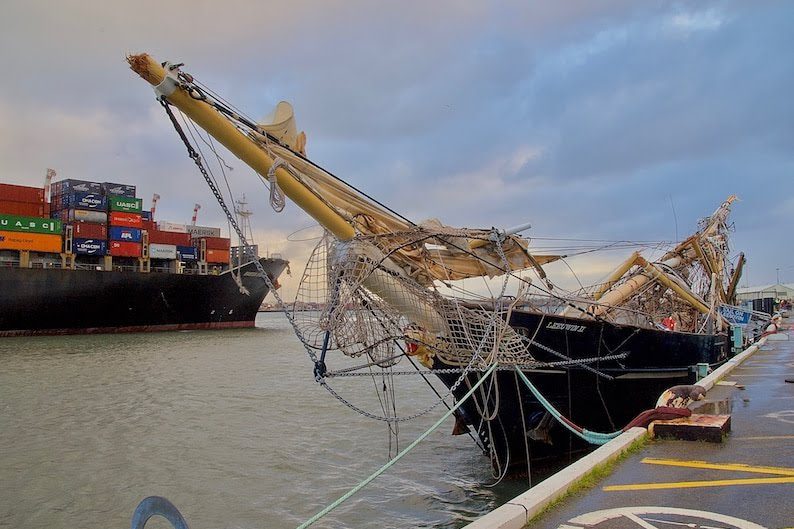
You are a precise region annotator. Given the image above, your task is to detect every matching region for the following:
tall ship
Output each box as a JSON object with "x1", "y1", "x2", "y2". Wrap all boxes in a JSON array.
[
  {"x1": 128, "y1": 54, "x2": 761, "y2": 476},
  {"x1": 0, "y1": 176, "x2": 288, "y2": 336}
]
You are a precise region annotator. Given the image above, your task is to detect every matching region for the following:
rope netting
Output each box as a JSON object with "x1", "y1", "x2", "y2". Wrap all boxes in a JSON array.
[{"x1": 291, "y1": 229, "x2": 543, "y2": 372}]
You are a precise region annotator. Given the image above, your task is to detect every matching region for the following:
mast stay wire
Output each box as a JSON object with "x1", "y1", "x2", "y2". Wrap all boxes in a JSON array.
[
  {"x1": 180, "y1": 75, "x2": 687, "y2": 324},
  {"x1": 185, "y1": 80, "x2": 643, "y2": 321}
]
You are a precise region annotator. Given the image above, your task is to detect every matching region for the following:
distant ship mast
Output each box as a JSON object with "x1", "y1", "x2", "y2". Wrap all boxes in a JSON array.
[{"x1": 234, "y1": 194, "x2": 259, "y2": 261}]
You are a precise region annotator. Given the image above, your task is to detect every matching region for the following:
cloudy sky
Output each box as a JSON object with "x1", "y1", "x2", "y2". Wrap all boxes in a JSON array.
[{"x1": 1, "y1": 1, "x2": 792, "y2": 298}]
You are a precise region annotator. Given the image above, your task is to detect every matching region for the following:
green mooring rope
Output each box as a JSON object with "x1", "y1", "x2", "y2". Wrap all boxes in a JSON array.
[
  {"x1": 514, "y1": 366, "x2": 622, "y2": 445},
  {"x1": 295, "y1": 362, "x2": 499, "y2": 529}
]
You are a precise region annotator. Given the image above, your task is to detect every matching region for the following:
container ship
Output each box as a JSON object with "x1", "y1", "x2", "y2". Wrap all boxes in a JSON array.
[{"x1": 0, "y1": 178, "x2": 288, "y2": 336}]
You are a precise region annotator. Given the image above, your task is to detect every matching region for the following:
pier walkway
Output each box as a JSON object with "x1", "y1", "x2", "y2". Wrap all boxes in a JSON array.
[{"x1": 528, "y1": 326, "x2": 794, "y2": 528}]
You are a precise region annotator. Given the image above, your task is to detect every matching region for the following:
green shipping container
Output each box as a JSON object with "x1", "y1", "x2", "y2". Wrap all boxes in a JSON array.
[
  {"x1": 109, "y1": 196, "x2": 143, "y2": 213},
  {"x1": 0, "y1": 214, "x2": 61, "y2": 234}
]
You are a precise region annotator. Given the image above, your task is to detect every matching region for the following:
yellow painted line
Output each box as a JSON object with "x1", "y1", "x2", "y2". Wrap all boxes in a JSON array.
[
  {"x1": 731, "y1": 373, "x2": 794, "y2": 376},
  {"x1": 641, "y1": 458, "x2": 794, "y2": 476},
  {"x1": 734, "y1": 435, "x2": 794, "y2": 441},
  {"x1": 604, "y1": 476, "x2": 794, "y2": 491}
]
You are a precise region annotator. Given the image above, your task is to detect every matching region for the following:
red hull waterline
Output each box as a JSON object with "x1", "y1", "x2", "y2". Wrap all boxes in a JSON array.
[{"x1": 0, "y1": 320, "x2": 256, "y2": 337}]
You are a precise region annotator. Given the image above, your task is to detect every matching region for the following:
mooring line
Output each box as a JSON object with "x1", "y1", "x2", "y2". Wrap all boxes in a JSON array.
[{"x1": 295, "y1": 362, "x2": 499, "y2": 529}]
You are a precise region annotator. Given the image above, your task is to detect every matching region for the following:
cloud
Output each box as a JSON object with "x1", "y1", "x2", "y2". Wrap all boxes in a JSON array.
[
  {"x1": 667, "y1": 8, "x2": 725, "y2": 36},
  {"x1": 0, "y1": 0, "x2": 792, "y2": 291}
]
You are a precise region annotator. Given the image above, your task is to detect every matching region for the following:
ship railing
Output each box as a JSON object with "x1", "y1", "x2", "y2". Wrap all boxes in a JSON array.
[
  {"x1": 1, "y1": 259, "x2": 67, "y2": 269},
  {"x1": 30, "y1": 261, "x2": 66, "y2": 269},
  {"x1": 74, "y1": 263, "x2": 105, "y2": 271}
]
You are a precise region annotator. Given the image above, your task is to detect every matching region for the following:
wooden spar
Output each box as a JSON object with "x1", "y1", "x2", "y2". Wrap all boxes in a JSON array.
[
  {"x1": 690, "y1": 239, "x2": 713, "y2": 276},
  {"x1": 127, "y1": 54, "x2": 355, "y2": 241},
  {"x1": 635, "y1": 256, "x2": 715, "y2": 317},
  {"x1": 589, "y1": 273, "x2": 652, "y2": 317},
  {"x1": 725, "y1": 252, "x2": 745, "y2": 304},
  {"x1": 559, "y1": 250, "x2": 639, "y2": 317},
  {"x1": 592, "y1": 251, "x2": 641, "y2": 301},
  {"x1": 589, "y1": 196, "x2": 737, "y2": 319}
]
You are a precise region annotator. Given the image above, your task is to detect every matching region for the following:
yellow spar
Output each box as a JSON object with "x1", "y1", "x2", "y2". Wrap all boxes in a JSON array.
[{"x1": 127, "y1": 53, "x2": 356, "y2": 241}]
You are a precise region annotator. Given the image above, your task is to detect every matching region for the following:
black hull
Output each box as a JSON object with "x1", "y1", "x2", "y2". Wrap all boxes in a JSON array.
[
  {"x1": 436, "y1": 310, "x2": 730, "y2": 473},
  {"x1": 0, "y1": 258, "x2": 288, "y2": 336}
]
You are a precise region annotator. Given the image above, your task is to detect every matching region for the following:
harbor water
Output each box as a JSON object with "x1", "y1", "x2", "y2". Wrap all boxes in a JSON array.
[{"x1": 0, "y1": 312, "x2": 538, "y2": 529}]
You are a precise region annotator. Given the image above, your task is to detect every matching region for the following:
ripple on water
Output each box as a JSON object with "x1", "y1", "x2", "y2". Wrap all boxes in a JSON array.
[{"x1": 0, "y1": 313, "x2": 531, "y2": 529}]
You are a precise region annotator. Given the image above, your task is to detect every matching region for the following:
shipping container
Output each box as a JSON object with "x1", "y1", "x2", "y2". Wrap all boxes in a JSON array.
[
  {"x1": 0, "y1": 201, "x2": 49, "y2": 218},
  {"x1": 0, "y1": 214, "x2": 61, "y2": 234},
  {"x1": 149, "y1": 229, "x2": 191, "y2": 246},
  {"x1": 185, "y1": 225, "x2": 222, "y2": 238},
  {"x1": 109, "y1": 226, "x2": 142, "y2": 243},
  {"x1": 177, "y1": 245, "x2": 198, "y2": 261},
  {"x1": 54, "y1": 192, "x2": 107, "y2": 211},
  {"x1": 0, "y1": 184, "x2": 45, "y2": 203},
  {"x1": 195, "y1": 236, "x2": 231, "y2": 251},
  {"x1": 149, "y1": 243, "x2": 177, "y2": 260},
  {"x1": 101, "y1": 182, "x2": 136, "y2": 198},
  {"x1": 141, "y1": 210, "x2": 152, "y2": 221},
  {"x1": 109, "y1": 211, "x2": 142, "y2": 228},
  {"x1": 206, "y1": 249, "x2": 230, "y2": 264},
  {"x1": 141, "y1": 219, "x2": 155, "y2": 232},
  {"x1": 108, "y1": 195, "x2": 143, "y2": 213},
  {"x1": 53, "y1": 209, "x2": 108, "y2": 224},
  {"x1": 157, "y1": 221, "x2": 187, "y2": 233},
  {"x1": 52, "y1": 179, "x2": 102, "y2": 196},
  {"x1": 108, "y1": 240, "x2": 142, "y2": 258},
  {"x1": 0, "y1": 230, "x2": 62, "y2": 253},
  {"x1": 73, "y1": 238, "x2": 108, "y2": 256},
  {"x1": 69, "y1": 222, "x2": 107, "y2": 239}
]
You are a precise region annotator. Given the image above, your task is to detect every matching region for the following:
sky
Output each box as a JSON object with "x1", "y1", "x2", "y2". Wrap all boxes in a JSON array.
[{"x1": 1, "y1": 1, "x2": 792, "y2": 300}]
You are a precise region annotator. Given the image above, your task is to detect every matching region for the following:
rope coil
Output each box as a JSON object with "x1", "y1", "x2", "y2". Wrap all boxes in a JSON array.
[{"x1": 267, "y1": 157, "x2": 288, "y2": 212}]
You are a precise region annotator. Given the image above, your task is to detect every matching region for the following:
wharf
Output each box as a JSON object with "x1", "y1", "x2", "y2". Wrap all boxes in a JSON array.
[{"x1": 469, "y1": 325, "x2": 794, "y2": 529}]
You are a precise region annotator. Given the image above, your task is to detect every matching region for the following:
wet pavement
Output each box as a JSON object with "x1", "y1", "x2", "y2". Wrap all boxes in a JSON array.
[{"x1": 531, "y1": 325, "x2": 794, "y2": 529}]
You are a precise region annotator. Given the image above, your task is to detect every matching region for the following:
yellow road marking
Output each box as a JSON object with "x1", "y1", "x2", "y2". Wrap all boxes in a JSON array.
[
  {"x1": 641, "y1": 458, "x2": 794, "y2": 476},
  {"x1": 733, "y1": 435, "x2": 794, "y2": 441},
  {"x1": 604, "y1": 476, "x2": 794, "y2": 491},
  {"x1": 604, "y1": 458, "x2": 794, "y2": 491}
]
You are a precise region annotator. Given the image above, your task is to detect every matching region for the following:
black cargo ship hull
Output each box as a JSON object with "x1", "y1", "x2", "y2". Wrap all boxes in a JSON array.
[
  {"x1": 0, "y1": 257, "x2": 288, "y2": 336},
  {"x1": 436, "y1": 309, "x2": 730, "y2": 472}
]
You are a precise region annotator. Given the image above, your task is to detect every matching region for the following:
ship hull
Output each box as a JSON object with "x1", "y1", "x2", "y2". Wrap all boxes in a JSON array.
[
  {"x1": 0, "y1": 257, "x2": 288, "y2": 336},
  {"x1": 436, "y1": 309, "x2": 730, "y2": 473}
]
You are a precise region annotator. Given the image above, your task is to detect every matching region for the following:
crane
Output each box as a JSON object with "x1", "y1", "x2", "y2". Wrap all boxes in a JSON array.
[
  {"x1": 150, "y1": 193, "x2": 161, "y2": 219},
  {"x1": 191, "y1": 203, "x2": 201, "y2": 225},
  {"x1": 44, "y1": 168, "x2": 55, "y2": 203}
]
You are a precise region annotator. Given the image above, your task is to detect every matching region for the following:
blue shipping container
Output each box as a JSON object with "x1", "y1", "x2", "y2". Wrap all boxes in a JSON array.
[
  {"x1": 109, "y1": 226, "x2": 142, "y2": 242},
  {"x1": 53, "y1": 179, "x2": 103, "y2": 196},
  {"x1": 101, "y1": 182, "x2": 137, "y2": 198},
  {"x1": 73, "y1": 238, "x2": 108, "y2": 256},
  {"x1": 141, "y1": 210, "x2": 152, "y2": 221},
  {"x1": 177, "y1": 245, "x2": 198, "y2": 261},
  {"x1": 59, "y1": 192, "x2": 107, "y2": 211}
]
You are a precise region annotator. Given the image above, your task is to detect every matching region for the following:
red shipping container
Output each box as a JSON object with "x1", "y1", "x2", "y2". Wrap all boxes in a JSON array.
[
  {"x1": 206, "y1": 249, "x2": 230, "y2": 264},
  {"x1": 141, "y1": 220, "x2": 155, "y2": 232},
  {"x1": 0, "y1": 200, "x2": 48, "y2": 217},
  {"x1": 109, "y1": 240, "x2": 142, "y2": 257},
  {"x1": 196, "y1": 236, "x2": 231, "y2": 250},
  {"x1": 109, "y1": 211, "x2": 142, "y2": 228},
  {"x1": 0, "y1": 184, "x2": 45, "y2": 203},
  {"x1": 149, "y1": 229, "x2": 191, "y2": 246},
  {"x1": 70, "y1": 222, "x2": 107, "y2": 239}
]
